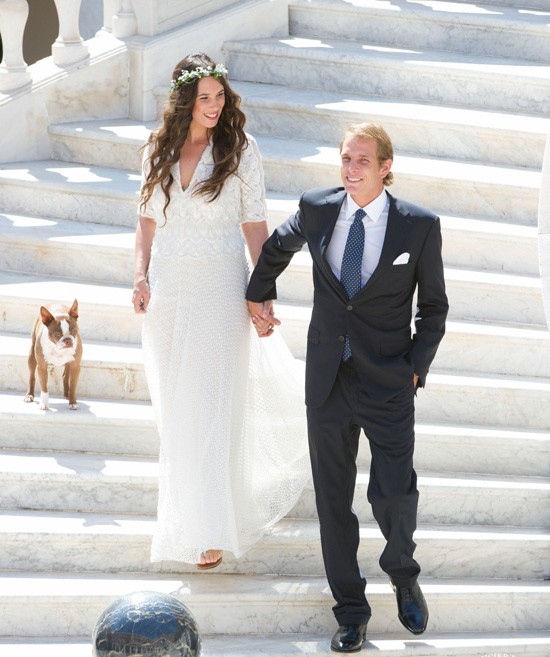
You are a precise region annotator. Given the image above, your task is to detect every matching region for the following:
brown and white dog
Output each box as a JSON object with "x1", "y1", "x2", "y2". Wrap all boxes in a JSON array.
[{"x1": 23, "y1": 299, "x2": 82, "y2": 410}]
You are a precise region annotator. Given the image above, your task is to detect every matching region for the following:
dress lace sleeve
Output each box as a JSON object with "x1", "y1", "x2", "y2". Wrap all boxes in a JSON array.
[
  {"x1": 138, "y1": 140, "x2": 158, "y2": 221},
  {"x1": 239, "y1": 135, "x2": 268, "y2": 224}
]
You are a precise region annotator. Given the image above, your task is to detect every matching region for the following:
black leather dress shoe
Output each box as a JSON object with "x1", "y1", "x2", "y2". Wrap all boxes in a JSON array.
[
  {"x1": 330, "y1": 623, "x2": 368, "y2": 652},
  {"x1": 393, "y1": 581, "x2": 429, "y2": 635}
]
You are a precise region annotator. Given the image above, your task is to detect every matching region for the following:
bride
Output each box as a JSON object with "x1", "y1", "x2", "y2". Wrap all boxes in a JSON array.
[{"x1": 132, "y1": 52, "x2": 310, "y2": 570}]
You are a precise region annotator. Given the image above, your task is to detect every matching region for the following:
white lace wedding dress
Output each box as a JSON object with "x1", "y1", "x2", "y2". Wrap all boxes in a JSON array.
[{"x1": 139, "y1": 135, "x2": 310, "y2": 564}]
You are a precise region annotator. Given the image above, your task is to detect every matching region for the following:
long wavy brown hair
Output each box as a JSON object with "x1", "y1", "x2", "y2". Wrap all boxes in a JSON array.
[{"x1": 139, "y1": 53, "x2": 247, "y2": 224}]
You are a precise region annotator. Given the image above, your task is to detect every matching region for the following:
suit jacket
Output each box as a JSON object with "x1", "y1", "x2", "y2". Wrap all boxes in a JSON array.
[{"x1": 246, "y1": 187, "x2": 449, "y2": 408}]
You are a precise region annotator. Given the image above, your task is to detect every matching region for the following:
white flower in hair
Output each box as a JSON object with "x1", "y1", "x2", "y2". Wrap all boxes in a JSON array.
[{"x1": 170, "y1": 63, "x2": 229, "y2": 94}]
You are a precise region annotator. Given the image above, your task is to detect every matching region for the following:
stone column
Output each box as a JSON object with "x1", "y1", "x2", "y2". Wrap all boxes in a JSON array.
[
  {"x1": 52, "y1": 0, "x2": 89, "y2": 66},
  {"x1": 112, "y1": 0, "x2": 137, "y2": 38},
  {"x1": 0, "y1": 0, "x2": 32, "y2": 92},
  {"x1": 538, "y1": 134, "x2": 550, "y2": 331}
]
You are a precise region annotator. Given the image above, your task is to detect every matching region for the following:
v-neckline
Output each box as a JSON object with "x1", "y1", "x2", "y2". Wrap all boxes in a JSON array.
[{"x1": 177, "y1": 142, "x2": 211, "y2": 193}]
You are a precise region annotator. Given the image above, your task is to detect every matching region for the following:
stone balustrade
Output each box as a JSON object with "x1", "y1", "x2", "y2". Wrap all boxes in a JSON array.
[
  {"x1": 0, "y1": 0, "x2": 32, "y2": 92},
  {"x1": 0, "y1": 0, "x2": 89, "y2": 93},
  {"x1": 0, "y1": 0, "x2": 251, "y2": 94}
]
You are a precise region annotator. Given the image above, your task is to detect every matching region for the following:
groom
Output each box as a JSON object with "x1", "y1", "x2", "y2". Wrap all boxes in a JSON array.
[{"x1": 247, "y1": 123, "x2": 448, "y2": 652}]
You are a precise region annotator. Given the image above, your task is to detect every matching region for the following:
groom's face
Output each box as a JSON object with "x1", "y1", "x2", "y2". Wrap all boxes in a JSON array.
[{"x1": 340, "y1": 135, "x2": 392, "y2": 207}]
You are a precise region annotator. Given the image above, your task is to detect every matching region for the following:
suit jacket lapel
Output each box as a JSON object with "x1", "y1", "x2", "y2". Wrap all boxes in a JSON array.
[
  {"x1": 311, "y1": 190, "x2": 348, "y2": 299},
  {"x1": 358, "y1": 193, "x2": 413, "y2": 294}
]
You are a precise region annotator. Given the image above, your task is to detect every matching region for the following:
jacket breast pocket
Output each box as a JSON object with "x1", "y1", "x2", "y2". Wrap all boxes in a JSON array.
[{"x1": 308, "y1": 326, "x2": 320, "y2": 344}]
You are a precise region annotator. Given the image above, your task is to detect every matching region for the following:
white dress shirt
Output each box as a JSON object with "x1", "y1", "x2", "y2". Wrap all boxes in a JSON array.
[{"x1": 325, "y1": 189, "x2": 389, "y2": 287}]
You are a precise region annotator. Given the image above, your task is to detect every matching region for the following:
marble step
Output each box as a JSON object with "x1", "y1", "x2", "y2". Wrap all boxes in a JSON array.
[
  {"x1": 3, "y1": 324, "x2": 550, "y2": 418},
  {"x1": 288, "y1": 0, "x2": 550, "y2": 62},
  {"x1": 1, "y1": 390, "x2": 548, "y2": 478},
  {"x1": 255, "y1": 135, "x2": 541, "y2": 226},
  {"x1": 1, "y1": 449, "x2": 548, "y2": 526},
  {"x1": 223, "y1": 37, "x2": 550, "y2": 115},
  {"x1": 0, "y1": 148, "x2": 540, "y2": 230},
  {"x1": 0, "y1": 573, "x2": 547, "y2": 637},
  {"x1": 0, "y1": 244, "x2": 546, "y2": 331},
  {"x1": 416, "y1": 371, "x2": 550, "y2": 430},
  {"x1": 1, "y1": 267, "x2": 549, "y2": 377},
  {"x1": 477, "y1": 0, "x2": 549, "y2": 8},
  {"x1": 1, "y1": 197, "x2": 541, "y2": 280},
  {"x1": 44, "y1": 124, "x2": 543, "y2": 225},
  {"x1": 0, "y1": 159, "x2": 140, "y2": 228},
  {"x1": 232, "y1": 81, "x2": 549, "y2": 169},
  {"x1": 3, "y1": 633, "x2": 550, "y2": 657},
  {"x1": 2, "y1": 511, "x2": 548, "y2": 580}
]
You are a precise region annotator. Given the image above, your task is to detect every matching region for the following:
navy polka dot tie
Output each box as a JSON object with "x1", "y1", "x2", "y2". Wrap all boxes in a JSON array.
[{"x1": 340, "y1": 208, "x2": 366, "y2": 361}]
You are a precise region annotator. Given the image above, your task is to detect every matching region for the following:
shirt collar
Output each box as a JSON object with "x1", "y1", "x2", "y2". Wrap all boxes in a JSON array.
[{"x1": 346, "y1": 189, "x2": 388, "y2": 223}]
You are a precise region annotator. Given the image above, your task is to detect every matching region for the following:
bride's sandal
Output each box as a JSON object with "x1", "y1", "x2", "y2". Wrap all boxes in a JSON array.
[{"x1": 196, "y1": 550, "x2": 223, "y2": 571}]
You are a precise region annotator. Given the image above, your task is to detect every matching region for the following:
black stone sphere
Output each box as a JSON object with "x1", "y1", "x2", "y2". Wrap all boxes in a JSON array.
[{"x1": 92, "y1": 590, "x2": 201, "y2": 657}]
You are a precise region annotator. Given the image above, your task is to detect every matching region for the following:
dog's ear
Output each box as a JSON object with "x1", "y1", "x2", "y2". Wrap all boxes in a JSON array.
[
  {"x1": 40, "y1": 307, "x2": 55, "y2": 326},
  {"x1": 69, "y1": 299, "x2": 79, "y2": 319}
]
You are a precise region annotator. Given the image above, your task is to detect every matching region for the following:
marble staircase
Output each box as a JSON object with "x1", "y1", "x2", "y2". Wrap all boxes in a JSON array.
[{"x1": 0, "y1": 0, "x2": 549, "y2": 654}]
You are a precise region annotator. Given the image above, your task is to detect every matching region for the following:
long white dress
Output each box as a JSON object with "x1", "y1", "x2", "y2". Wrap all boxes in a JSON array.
[{"x1": 139, "y1": 134, "x2": 310, "y2": 564}]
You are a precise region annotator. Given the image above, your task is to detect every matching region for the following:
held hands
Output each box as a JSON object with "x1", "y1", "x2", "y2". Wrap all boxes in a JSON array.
[
  {"x1": 132, "y1": 278, "x2": 150, "y2": 313},
  {"x1": 247, "y1": 300, "x2": 281, "y2": 338}
]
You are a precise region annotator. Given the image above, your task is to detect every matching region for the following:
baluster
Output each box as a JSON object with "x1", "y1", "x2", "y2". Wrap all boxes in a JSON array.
[
  {"x1": 0, "y1": 0, "x2": 32, "y2": 93},
  {"x1": 52, "y1": 0, "x2": 89, "y2": 66},
  {"x1": 112, "y1": 0, "x2": 137, "y2": 38}
]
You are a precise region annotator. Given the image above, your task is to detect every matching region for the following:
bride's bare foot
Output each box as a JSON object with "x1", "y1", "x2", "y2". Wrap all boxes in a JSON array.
[{"x1": 196, "y1": 550, "x2": 223, "y2": 571}]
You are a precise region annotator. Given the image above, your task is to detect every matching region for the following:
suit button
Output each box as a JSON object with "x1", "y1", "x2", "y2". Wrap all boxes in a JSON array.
[
  {"x1": 347, "y1": 305, "x2": 353, "y2": 311},
  {"x1": 338, "y1": 335, "x2": 345, "y2": 342}
]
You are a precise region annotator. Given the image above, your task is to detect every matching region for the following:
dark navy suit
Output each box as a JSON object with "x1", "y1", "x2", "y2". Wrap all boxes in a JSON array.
[{"x1": 247, "y1": 187, "x2": 448, "y2": 624}]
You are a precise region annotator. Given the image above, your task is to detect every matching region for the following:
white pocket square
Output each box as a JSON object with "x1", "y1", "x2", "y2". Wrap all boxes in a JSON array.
[{"x1": 392, "y1": 252, "x2": 410, "y2": 265}]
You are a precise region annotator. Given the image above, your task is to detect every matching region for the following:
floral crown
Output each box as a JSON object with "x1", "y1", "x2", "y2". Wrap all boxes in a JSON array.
[{"x1": 170, "y1": 63, "x2": 228, "y2": 94}]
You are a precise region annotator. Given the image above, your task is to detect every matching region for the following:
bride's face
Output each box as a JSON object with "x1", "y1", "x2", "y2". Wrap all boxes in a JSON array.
[{"x1": 190, "y1": 76, "x2": 226, "y2": 132}]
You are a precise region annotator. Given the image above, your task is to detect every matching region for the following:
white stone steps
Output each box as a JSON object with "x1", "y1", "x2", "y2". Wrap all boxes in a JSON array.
[
  {"x1": 0, "y1": 391, "x2": 156, "y2": 456},
  {"x1": 297, "y1": 469, "x2": 550, "y2": 529},
  {"x1": 42, "y1": 125, "x2": 544, "y2": 225},
  {"x1": 0, "y1": 255, "x2": 547, "y2": 346},
  {"x1": 0, "y1": 160, "x2": 140, "y2": 228},
  {"x1": 223, "y1": 36, "x2": 550, "y2": 115},
  {"x1": 0, "y1": 212, "x2": 136, "y2": 285},
  {"x1": 2, "y1": 249, "x2": 545, "y2": 332},
  {"x1": 0, "y1": 573, "x2": 547, "y2": 636},
  {"x1": 3, "y1": 324, "x2": 550, "y2": 411},
  {"x1": 288, "y1": 0, "x2": 550, "y2": 62},
  {"x1": 417, "y1": 371, "x2": 550, "y2": 430},
  {"x1": 2, "y1": 275, "x2": 549, "y2": 378},
  {"x1": 1, "y1": 390, "x2": 548, "y2": 477},
  {"x1": 0, "y1": 271, "x2": 142, "y2": 343},
  {"x1": 0, "y1": 206, "x2": 541, "y2": 280},
  {"x1": 50, "y1": 119, "x2": 153, "y2": 173},
  {"x1": 3, "y1": 633, "x2": 550, "y2": 657},
  {"x1": 476, "y1": 0, "x2": 548, "y2": 8},
  {"x1": 255, "y1": 135, "x2": 541, "y2": 225},
  {"x1": 2, "y1": 511, "x2": 548, "y2": 580},
  {"x1": 232, "y1": 80, "x2": 549, "y2": 169},
  {"x1": 0, "y1": 148, "x2": 540, "y2": 230},
  {"x1": 1, "y1": 449, "x2": 548, "y2": 527}
]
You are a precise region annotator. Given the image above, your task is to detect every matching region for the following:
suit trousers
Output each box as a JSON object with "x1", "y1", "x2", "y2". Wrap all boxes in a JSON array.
[{"x1": 306, "y1": 358, "x2": 421, "y2": 625}]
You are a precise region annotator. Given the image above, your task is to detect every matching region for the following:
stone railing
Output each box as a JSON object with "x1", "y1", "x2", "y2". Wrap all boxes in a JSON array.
[
  {"x1": 0, "y1": 0, "x2": 90, "y2": 93},
  {"x1": 1, "y1": 0, "x2": 288, "y2": 101}
]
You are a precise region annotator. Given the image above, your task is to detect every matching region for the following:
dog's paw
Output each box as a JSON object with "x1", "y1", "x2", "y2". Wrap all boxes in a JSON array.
[
  {"x1": 23, "y1": 394, "x2": 34, "y2": 403},
  {"x1": 69, "y1": 403, "x2": 79, "y2": 411},
  {"x1": 38, "y1": 402, "x2": 50, "y2": 411}
]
